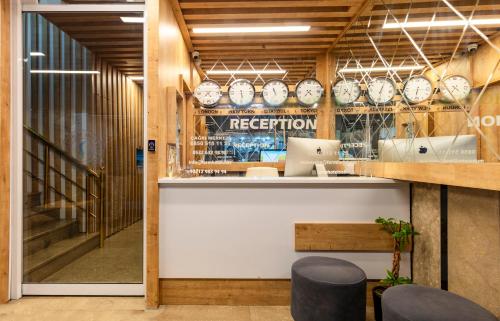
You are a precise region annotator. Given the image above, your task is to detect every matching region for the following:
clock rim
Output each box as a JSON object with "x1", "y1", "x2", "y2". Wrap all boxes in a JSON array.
[
  {"x1": 228, "y1": 78, "x2": 256, "y2": 107},
  {"x1": 261, "y1": 78, "x2": 290, "y2": 107},
  {"x1": 295, "y1": 77, "x2": 324, "y2": 107},
  {"x1": 438, "y1": 74, "x2": 472, "y2": 103},
  {"x1": 366, "y1": 76, "x2": 397, "y2": 105},
  {"x1": 402, "y1": 75, "x2": 434, "y2": 104},
  {"x1": 332, "y1": 77, "x2": 362, "y2": 106},
  {"x1": 194, "y1": 79, "x2": 223, "y2": 108}
]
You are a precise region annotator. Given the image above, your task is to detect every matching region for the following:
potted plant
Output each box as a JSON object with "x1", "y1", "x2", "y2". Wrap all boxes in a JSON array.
[{"x1": 372, "y1": 217, "x2": 418, "y2": 321}]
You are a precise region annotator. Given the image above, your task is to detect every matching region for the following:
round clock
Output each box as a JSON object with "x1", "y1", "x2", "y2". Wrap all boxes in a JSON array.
[
  {"x1": 402, "y1": 75, "x2": 434, "y2": 104},
  {"x1": 295, "y1": 78, "x2": 324, "y2": 107},
  {"x1": 439, "y1": 75, "x2": 471, "y2": 102},
  {"x1": 366, "y1": 77, "x2": 396, "y2": 105},
  {"x1": 228, "y1": 79, "x2": 255, "y2": 107},
  {"x1": 194, "y1": 79, "x2": 223, "y2": 108},
  {"x1": 262, "y1": 79, "x2": 289, "y2": 107},
  {"x1": 332, "y1": 78, "x2": 361, "y2": 105}
]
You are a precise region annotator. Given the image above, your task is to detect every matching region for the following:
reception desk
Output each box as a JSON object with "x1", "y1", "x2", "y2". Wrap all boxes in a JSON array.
[{"x1": 158, "y1": 177, "x2": 410, "y2": 280}]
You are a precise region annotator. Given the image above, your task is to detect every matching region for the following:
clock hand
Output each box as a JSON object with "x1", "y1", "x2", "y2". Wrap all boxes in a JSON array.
[{"x1": 273, "y1": 88, "x2": 277, "y2": 95}]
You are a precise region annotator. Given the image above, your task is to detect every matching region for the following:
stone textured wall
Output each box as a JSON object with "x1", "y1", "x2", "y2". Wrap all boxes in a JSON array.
[{"x1": 411, "y1": 183, "x2": 500, "y2": 316}]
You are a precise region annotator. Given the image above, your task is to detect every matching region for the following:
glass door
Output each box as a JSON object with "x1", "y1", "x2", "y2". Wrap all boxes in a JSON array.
[{"x1": 20, "y1": 3, "x2": 145, "y2": 294}]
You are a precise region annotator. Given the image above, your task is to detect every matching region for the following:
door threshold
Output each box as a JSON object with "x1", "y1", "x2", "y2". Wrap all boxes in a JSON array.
[{"x1": 22, "y1": 283, "x2": 144, "y2": 296}]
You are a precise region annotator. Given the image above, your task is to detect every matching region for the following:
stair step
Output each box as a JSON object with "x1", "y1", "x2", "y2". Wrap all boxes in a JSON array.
[
  {"x1": 23, "y1": 220, "x2": 78, "y2": 256},
  {"x1": 23, "y1": 206, "x2": 62, "y2": 231},
  {"x1": 23, "y1": 233, "x2": 100, "y2": 283},
  {"x1": 25, "y1": 191, "x2": 42, "y2": 208}
]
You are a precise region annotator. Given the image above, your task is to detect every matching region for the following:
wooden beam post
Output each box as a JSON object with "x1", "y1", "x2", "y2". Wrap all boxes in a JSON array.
[
  {"x1": 0, "y1": 0, "x2": 11, "y2": 304},
  {"x1": 316, "y1": 52, "x2": 336, "y2": 139}
]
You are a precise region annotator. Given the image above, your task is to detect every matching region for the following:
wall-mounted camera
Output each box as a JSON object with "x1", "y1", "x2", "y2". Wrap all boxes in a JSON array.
[
  {"x1": 467, "y1": 43, "x2": 478, "y2": 54},
  {"x1": 192, "y1": 51, "x2": 201, "y2": 66}
]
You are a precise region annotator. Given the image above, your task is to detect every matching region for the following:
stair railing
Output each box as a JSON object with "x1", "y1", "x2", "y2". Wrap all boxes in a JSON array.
[{"x1": 23, "y1": 125, "x2": 105, "y2": 248}]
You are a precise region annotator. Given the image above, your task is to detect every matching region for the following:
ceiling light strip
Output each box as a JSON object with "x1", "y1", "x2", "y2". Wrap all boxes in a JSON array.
[
  {"x1": 207, "y1": 70, "x2": 287, "y2": 75},
  {"x1": 383, "y1": 18, "x2": 500, "y2": 29},
  {"x1": 120, "y1": 16, "x2": 145, "y2": 23},
  {"x1": 30, "y1": 70, "x2": 100, "y2": 74},
  {"x1": 192, "y1": 26, "x2": 311, "y2": 34}
]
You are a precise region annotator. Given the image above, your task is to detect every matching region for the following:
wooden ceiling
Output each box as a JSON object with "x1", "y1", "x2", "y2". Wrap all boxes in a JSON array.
[
  {"x1": 172, "y1": 0, "x2": 500, "y2": 82},
  {"x1": 42, "y1": 12, "x2": 143, "y2": 77}
]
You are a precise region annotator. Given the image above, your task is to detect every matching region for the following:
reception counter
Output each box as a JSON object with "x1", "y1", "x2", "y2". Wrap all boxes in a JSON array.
[{"x1": 158, "y1": 176, "x2": 410, "y2": 280}]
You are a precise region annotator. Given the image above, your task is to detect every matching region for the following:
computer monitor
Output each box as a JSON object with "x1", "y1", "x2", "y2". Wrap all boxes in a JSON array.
[
  {"x1": 260, "y1": 150, "x2": 287, "y2": 162},
  {"x1": 378, "y1": 135, "x2": 477, "y2": 162},
  {"x1": 284, "y1": 137, "x2": 340, "y2": 177}
]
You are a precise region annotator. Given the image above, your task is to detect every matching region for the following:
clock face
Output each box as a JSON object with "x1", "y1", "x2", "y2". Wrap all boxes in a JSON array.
[
  {"x1": 332, "y1": 78, "x2": 361, "y2": 105},
  {"x1": 403, "y1": 76, "x2": 434, "y2": 104},
  {"x1": 295, "y1": 78, "x2": 324, "y2": 107},
  {"x1": 366, "y1": 77, "x2": 396, "y2": 105},
  {"x1": 439, "y1": 75, "x2": 471, "y2": 102},
  {"x1": 194, "y1": 80, "x2": 222, "y2": 108},
  {"x1": 262, "y1": 79, "x2": 289, "y2": 107},
  {"x1": 228, "y1": 79, "x2": 255, "y2": 107}
]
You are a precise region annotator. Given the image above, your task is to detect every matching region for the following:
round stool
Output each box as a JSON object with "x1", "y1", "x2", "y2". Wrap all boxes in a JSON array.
[
  {"x1": 291, "y1": 256, "x2": 367, "y2": 321},
  {"x1": 382, "y1": 285, "x2": 498, "y2": 321}
]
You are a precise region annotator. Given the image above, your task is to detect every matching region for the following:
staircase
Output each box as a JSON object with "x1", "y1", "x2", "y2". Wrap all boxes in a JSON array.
[{"x1": 23, "y1": 127, "x2": 104, "y2": 283}]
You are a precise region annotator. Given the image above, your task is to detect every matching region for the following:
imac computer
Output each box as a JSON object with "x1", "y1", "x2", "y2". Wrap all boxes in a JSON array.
[
  {"x1": 378, "y1": 135, "x2": 477, "y2": 162},
  {"x1": 284, "y1": 137, "x2": 340, "y2": 177}
]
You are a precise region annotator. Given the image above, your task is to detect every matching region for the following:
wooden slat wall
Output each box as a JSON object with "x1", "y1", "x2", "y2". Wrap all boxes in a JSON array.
[
  {"x1": 0, "y1": 0, "x2": 11, "y2": 304},
  {"x1": 91, "y1": 57, "x2": 144, "y2": 237}
]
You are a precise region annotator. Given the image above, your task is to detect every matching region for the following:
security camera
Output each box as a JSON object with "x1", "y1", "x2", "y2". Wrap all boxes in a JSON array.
[
  {"x1": 467, "y1": 43, "x2": 478, "y2": 53},
  {"x1": 192, "y1": 51, "x2": 200, "y2": 61}
]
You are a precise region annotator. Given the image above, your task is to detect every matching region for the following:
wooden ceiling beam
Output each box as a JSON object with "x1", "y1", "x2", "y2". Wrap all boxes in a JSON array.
[{"x1": 168, "y1": 0, "x2": 194, "y2": 52}]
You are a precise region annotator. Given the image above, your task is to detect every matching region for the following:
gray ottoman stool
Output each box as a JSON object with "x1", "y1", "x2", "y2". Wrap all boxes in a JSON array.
[
  {"x1": 291, "y1": 256, "x2": 367, "y2": 321},
  {"x1": 382, "y1": 285, "x2": 498, "y2": 321}
]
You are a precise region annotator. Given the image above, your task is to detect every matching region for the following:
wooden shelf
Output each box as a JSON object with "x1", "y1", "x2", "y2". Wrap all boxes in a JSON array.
[{"x1": 355, "y1": 162, "x2": 500, "y2": 191}]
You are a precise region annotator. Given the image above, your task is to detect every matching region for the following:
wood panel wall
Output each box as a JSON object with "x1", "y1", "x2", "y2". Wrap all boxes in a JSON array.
[
  {"x1": 146, "y1": 0, "x2": 200, "y2": 308},
  {"x1": 0, "y1": 0, "x2": 11, "y2": 304},
  {"x1": 24, "y1": 13, "x2": 143, "y2": 237},
  {"x1": 91, "y1": 57, "x2": 144, "y2": 237}
]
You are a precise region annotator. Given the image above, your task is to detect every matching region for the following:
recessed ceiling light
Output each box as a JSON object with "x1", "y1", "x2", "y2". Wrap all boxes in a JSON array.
[
  {"x1": 129, "y1": 76, "x2": 144, "y2": 81},
  {"x1": 120, "y1": 16, "x2": 145, "y2": 23},
  {"x1": 30, "y1": 52, "x2": 45, "y2": 57},
  {"x1": 206, "y1": 70, "x2": 287, "y2": 75},
  {"x1": 193, "y1": 26, "x2": 311, "y2": 34},
  {"x1": 383, "y1": 18, "x2": 500, "y2": 29},
  {"x1": 30, "y1": 70, "x2": 100, "y2": 75},
  {"x1": 339, "y1": 66, "x2": 424, "y2": 73}
]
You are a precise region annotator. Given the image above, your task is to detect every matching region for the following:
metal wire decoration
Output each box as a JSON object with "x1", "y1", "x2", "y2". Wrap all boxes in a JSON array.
[{"x1": 333, "y1": 0, "x2": 500, "y2": 162}]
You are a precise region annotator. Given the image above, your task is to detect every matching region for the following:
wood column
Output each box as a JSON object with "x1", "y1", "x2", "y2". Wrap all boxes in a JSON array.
[
  {"x1": 315, "y1": 52, "x2": 336, "y2": 139},
  {"x1": 0, "y1": 0, "x2": 11, "y2": 304}
]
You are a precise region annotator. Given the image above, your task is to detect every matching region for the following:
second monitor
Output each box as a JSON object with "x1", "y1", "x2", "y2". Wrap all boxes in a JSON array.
[{"x1": 284, "y1": 137, "x2": 340, "y2": 177}]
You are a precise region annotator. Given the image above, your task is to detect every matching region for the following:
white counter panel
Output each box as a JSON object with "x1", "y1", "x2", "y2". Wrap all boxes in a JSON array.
[{"x1": 159, "y1": 179, "x2": 410, "y2": 279}]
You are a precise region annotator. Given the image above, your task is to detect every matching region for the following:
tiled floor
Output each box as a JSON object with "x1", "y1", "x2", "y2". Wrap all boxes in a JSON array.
[
  {"x1": 43, "y1": 221, "x2": 143, "y2": 283},
  {"x1": 0, "y1": 298, "x2": 294, "y2": 321}
]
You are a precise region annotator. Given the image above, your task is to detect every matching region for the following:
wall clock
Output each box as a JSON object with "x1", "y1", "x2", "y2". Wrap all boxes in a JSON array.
[
  {"x1": 332, "y1": 78, "x2": 361, "y2": 105},
  {"x1": 439, "y1": 75, "x2": 471, "y2": 102},
  {"x1": 228, "y1": 79, "x2": 256, "y2": 107},
  {"x1": 295, "y1": 78, "x2": 324, "y2": 107},
  {"x1": 402, "y1": 75, "x2": 433, "y2": 104},
  {"x1": 262, "y1": 79, "x2": 289, "y2": 107},
  {"x1": 366, "y1": 77, "x2": 396, "y2": 105},
  {"x1": 193, "y1": 79, "x2": 223, "y2": 108}
]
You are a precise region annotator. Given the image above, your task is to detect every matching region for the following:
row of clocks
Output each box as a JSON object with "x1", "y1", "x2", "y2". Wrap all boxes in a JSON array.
[
  {"x1": 194, "y1": 78, "x2": 324, "y2": 108},
  {"x1": 333, "y1": 75, "x2": 472, "y2": 106},
  {"x1": 194, "y1": 74, "x2": 472, "y2": 108}
]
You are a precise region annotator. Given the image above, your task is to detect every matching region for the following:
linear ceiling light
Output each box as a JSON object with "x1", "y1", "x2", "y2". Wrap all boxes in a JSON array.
[
  {"x1": 120, "y1": 16, "x2": 145, "y2": 23},
  {"x1": 193, "y1": 26, "x2": 311, "y2": 34},
  {"x1": 339, "y1": 66, "x2": 424, "y2": 73},
  {"x1": 30, "y1": 52, "x2": 45, "y2": 57},
  {"x1": 30, "y1": 70, "x2": 100, "y2": 75},
  {"x1": 383, "y1": 18, "x2": 500, "y2": 29},
  {"x1": 206, "y1": 70, "x2": 287, "y2": 75},
  {"x1": 129, "y1": 76, "x2": 144, "y2": 81}
]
